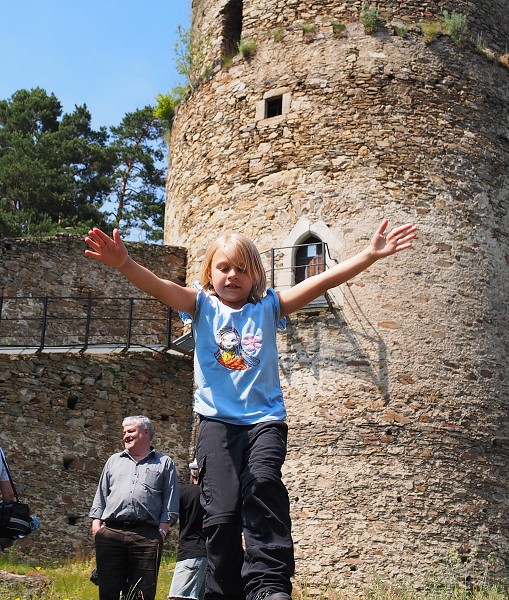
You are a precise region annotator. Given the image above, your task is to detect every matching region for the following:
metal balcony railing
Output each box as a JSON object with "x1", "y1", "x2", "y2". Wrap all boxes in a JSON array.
[
  {"x1": 0, "y1": 243, "x2": 337, "y2": 354},
  {"x1": 260, "y1": 240, "x2": 337, "y2": 307},
  {"x1": 0, "y1": 295, "x2": 192, "y2": 354}
]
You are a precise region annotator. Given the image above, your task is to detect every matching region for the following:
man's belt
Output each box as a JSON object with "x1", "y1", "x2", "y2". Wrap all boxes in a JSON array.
[{"x1": 105, "y1": 520, "x2": 147, "y2": 529}]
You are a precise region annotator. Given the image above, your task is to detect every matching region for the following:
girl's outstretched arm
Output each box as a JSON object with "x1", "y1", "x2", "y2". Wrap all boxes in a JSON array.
[
  {"x1": 278, "y1": 219, "x2": 416, "y2": 318},
  {"x1": 84, "y1": 228, "x2": 198, "y2": 315}
]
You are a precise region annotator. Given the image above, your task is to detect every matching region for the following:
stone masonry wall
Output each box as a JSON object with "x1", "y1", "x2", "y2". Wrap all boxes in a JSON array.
[
  {"x1": 166, "y1": 0, "x2": 509, "y2": 590},
  {"x1": 0, "y1": 351, "x2": 194, "y2": 561},
  {"x1": 0, "y1": 235, "x2": 188, "y2": 348},
  {"x1": 0, "y1": 236, "x2": 195, "y2": 561},
  {"x1": 189, "y1": 0, "x2": 509, "y2": 80}
]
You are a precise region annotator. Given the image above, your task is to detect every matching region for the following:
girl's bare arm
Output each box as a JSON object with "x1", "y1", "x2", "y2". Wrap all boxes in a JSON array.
[{"x1": 84, "y1": 228, "x2": 198, "y2": 316}]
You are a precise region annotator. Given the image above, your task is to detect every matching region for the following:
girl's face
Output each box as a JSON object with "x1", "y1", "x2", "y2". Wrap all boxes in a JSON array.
[{"x1": 208, "y1": 248, "x2": 253, "y2": 309}]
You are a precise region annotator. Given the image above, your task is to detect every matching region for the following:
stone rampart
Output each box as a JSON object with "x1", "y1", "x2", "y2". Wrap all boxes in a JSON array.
[
  {"x1": 0, "y1": 235, "x2": 188, "y2": 348},
  {"x1": 0, "y1": 236, "x2": 194, "y2": 561}
]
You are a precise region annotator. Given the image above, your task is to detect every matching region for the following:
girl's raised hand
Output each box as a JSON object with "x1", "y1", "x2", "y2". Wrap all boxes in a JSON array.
[
  {"x1": 84, "y1": 228, "x2": 129, "y2": 269},
  {"x1": 369, "y1": 219, "x2": 417, "y2": 258}
]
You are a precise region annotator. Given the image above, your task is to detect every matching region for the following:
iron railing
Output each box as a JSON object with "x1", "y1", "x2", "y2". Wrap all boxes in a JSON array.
[
  {"x1": 0, "y1": 295, "x2": 187, "y2": 353},
  {"x1": 260, "y1": 240, "x2": 331, "y2": 288},
  {"x1": 0, "y1": 243, "x2": 337, "y2": 352},
  {"x1": 260, "y1": 241, "x2": 336, "y2": 307}
]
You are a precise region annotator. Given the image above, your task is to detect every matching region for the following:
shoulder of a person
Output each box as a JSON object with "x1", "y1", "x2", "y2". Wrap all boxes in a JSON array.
[
  {"x1": 154, "y1": 451, "x2": 175, "y2": 465},
  {"x1": 105, "y1": 451, "x2": 125, "y2": 464}
]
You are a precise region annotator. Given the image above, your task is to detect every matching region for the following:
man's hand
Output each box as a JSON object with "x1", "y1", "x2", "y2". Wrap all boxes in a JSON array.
[
  {"x1": 158, "y1": 523, "x2": 169, "y2": 539},
  {"x1": 91, "y1": 519, "x2": 103, "y2": 537}
]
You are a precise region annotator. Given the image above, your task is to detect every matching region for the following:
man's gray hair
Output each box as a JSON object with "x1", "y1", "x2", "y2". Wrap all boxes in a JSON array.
[{"x1": 122, "y1": 415, "x2": 155, "y2": 439}]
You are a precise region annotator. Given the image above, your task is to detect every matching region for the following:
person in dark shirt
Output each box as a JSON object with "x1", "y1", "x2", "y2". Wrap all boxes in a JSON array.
[{"x1": 168, "y1": 460, "x2": 207, "y2": 600}]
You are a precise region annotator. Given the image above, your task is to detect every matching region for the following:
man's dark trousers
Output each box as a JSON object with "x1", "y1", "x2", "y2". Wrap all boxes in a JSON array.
[{"x1": 95, "y1": 522, "x2": 163, "y2": 600}]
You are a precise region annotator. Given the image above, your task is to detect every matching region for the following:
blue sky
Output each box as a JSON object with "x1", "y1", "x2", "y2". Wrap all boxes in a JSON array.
[{"x1": 0, "y1": 0, "x2": 191, "y2": 129}]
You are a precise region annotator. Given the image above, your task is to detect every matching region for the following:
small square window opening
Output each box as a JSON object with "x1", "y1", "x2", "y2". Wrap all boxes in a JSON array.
[{"x1": 265, "y1": 96, "x2": 283, "y2": 118}]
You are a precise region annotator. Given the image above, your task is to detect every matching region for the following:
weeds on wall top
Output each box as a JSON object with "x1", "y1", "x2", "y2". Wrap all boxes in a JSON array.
[
  {"x1": 330, "y1": 20, "x2": 347, "y2": 36},
  {"x1": 154, "y1": 24, "x2": 214, "y2": 130},
  {"x1": 421, "y1": 10, "x2": 468, "y2": 46},
  {"x1": 238, "y1": 37, "x2": 257, "y2": 59},
  {"x1": 421, "y1": 19, "x2": 442, "y2": 44},
  {"x1": 474, "y1": 34, "x2": 496, "y2": 61},
  {"x1": 393, "y1": 25, "x2": 409, "y2": 38},
  {"x1": 441, "y1": 10, "x2": 467, "y2": 45},
  {"x1": 361, "y1": 1, "x2": 381, "y2": 34},
  {"x1": 300, "y1": 21, "x2": 317, "y2": 35},
  {"x1": 269, "y1": 27, "x2": 286, "y2": 42}
]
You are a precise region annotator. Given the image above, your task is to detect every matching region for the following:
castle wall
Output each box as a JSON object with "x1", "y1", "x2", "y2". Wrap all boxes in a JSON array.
[
  {"x1": 189, "y1": 0, "x2": 509, "y2": 76},
  {"x1": 0, "y1": 236, "x2": 195, "y2": 561},
  {"x1": 0, "y1": 234, "x2": 186, "y2": 298},
  {"x1": 166, "y1": 0, "x2": 509, "y2": 589},
  {"x1": 0, "y1": 235, "x2": 188, "y2": 348},
  {"x1": 0, "y1": 351, "x2": 194, "y2": 561}
]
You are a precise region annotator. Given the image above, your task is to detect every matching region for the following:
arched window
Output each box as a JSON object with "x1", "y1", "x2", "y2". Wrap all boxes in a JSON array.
[{"x1": 294, "y1": 236, "x2": 325, "y2": 284}]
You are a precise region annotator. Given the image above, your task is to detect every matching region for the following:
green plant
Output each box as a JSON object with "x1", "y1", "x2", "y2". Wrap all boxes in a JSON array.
[
  {"x1": 172, "y1": 24, "x2": 211, "y2": 90},
  {"x1": 174, "y1": 24, "x2": 193, "y2": 83},
  {"x1": 154, "y1": 89, "x2": 184, "y2": 130},
  {"x1": 269, "y1": 27, "x2": 286, "y2": 41},
  {"x1": 475, "y1": 33, "x2": 486, "y2": 52},
  {"x1": 393, "y1": 25, "x2": 409, "y2": 37},
  {"x1": 238, "y1": 37, "x2": 257, "y2": 59},
  {"x1": 421, "y1": 20, "x2": 442, "y2": 44},
  {"x1": 329, "y1": 20, "x2": 347, "y2": 36},
  {"x1": 474, "y1": 34, "x2": 495, "y2": 61},
  {"x1": 300, "y1": 21, "x2": 317, "y2": 35},
  {"x1": 441, "y1": 10, "x2": 467, "y2": 45},
  {"x1": 221, "y1": 54, "x2": 234, "y2": 68},
  {"x1": 361, "y1": 1, "x2": 381, "y2": 34}
]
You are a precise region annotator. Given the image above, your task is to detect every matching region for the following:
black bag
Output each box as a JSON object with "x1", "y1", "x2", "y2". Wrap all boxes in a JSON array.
[
  {"x1": 0, "y1": 501, "x2": 31, "y2": 537},
  {"x1": 0, "y1": 452, "x2": 32, "y2": 537}
]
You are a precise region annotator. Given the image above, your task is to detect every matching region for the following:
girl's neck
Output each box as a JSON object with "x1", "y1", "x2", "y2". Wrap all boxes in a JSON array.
[{"x1": 218, "y1": 295, "x2": 248, "y2": 310}]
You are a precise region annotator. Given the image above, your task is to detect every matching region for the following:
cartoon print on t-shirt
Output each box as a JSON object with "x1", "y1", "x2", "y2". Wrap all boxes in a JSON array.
[{"x1": 214, "y1": 325, "x2": 261, "y2": 370}]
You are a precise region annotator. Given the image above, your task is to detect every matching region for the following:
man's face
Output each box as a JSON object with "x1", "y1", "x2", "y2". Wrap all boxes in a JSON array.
[{"x1": 123, "y1": 423, "x2": 149, "y2": 453}]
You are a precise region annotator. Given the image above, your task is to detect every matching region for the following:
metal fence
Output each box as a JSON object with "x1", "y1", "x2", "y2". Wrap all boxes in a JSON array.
[
  {"x1": 0, "y1": 243, "x2": 337, "y2": 353},
  {"x1": 260, "y1": 240, "x2": 334, "y2": 307},
  {"x1": 0, "y1": 295, "x2": 187, "y2": 353}
]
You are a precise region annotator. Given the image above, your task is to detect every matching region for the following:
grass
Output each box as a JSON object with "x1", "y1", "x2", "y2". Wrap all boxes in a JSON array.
[
  {"x1": 300, "y1": 22, "x2": 317, "y2": 35},
  {"x1": 0, "y1": 553, "x2": 176, "y2": 600},
  {"x1": 329, "y1": 20, "x2": 347, "y2": 36},
  {"x1": 421, "y1": 20, "x2": 442, "y2": 44},
  {"x1": 238, "y1": 37, "x2": 257, "y2": 59},
  {"x1": 1, "y1": 552, "x2": 508, "y2": 600},
  {"x1": 420, "y1": 11, "x2": 467, "y2": 45}
]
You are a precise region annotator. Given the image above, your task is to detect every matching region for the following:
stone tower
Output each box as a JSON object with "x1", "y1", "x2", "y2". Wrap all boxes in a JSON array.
[{"x1": 165, "y1": 0, "x2": 509, "y2": 590}]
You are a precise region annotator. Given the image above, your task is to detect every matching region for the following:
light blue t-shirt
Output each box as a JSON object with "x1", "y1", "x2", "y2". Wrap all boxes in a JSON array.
[{"x1": 192, "y1": 288, "x2": 286, "y2": 425}]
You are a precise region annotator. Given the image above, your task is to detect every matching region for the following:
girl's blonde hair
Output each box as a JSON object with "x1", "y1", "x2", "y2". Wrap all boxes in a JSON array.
[{"x1": 199, "y1": 233, "x2": 267, "y2": 303}]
